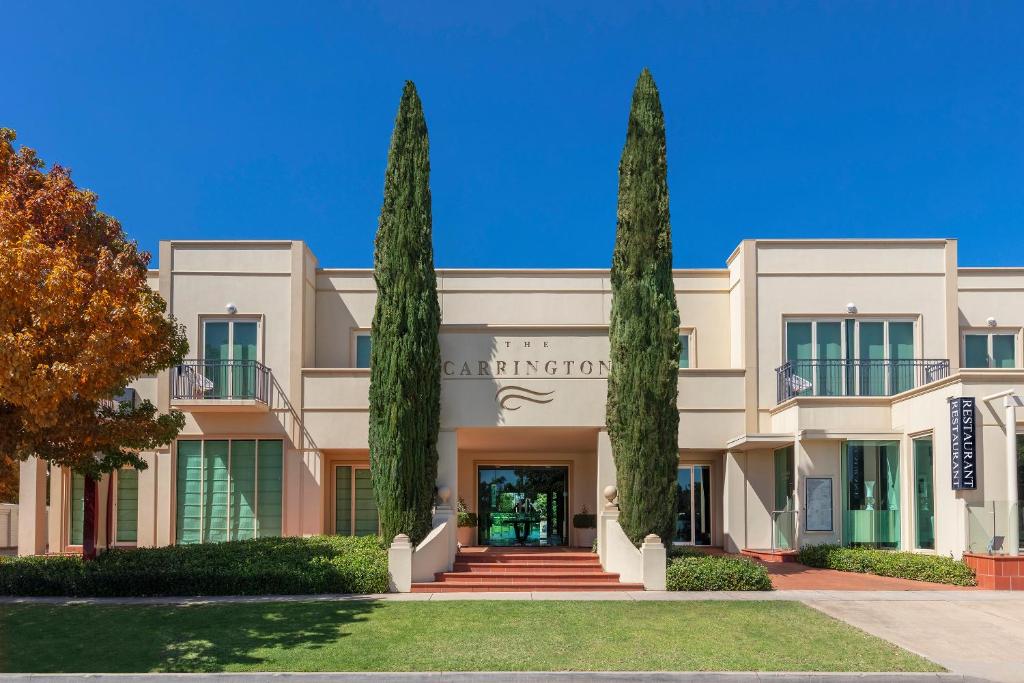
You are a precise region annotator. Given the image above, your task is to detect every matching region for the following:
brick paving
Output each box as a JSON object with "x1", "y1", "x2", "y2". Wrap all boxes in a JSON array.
[{"x1": 761, "y1": 559, "x2": 971, "y2": 591}]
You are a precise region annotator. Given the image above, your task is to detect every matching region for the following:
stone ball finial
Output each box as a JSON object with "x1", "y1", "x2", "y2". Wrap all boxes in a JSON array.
[
  {"x1": 603, "y1": 485, "x2": 618, "y2": 504},
  {"x1": 437, "y1": 486, "x2": 451, "y2": 505}
]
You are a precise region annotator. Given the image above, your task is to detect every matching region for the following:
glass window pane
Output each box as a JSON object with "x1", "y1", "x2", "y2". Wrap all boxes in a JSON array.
[
  {"x1": 914, "y1": 438, "x2": 935, "y2": 550},
  {"x1": 675, "y1": 468, "x2": 693, "y2": 543},
  {"x1": 679, "y1": 334, "x2": 689, "y2": 369},
  {"x1": 859, "y1": 322, "x2": 886, "y2": 396},
  {"x1": 693, "y1": 465, "x2": 712, "y2": 546},
  {"x1": 843, "y1": 440, "x2": 900, "y2": 548},
  {"x1": 203, "y1": 441, "x2": 230, "y2": 543},
  {"x1": 204, "y1": 322, "x2": 230, "y2": 397},
  {"x1": 354, "y1": 469, "x2": 379, "y2": 536},
  {"x1": 335, "y1": 466, "x2": 352, "y2": 535},
  {"x1": 175, "y1": 441, "x2": 204, "y2": 544},
  {"x1": 257, "y1": 440, "x2": 283, "y2": 537},
  {"x1": 115, "y1": 469, "x2": 138, "y2": 543},
  {"x1": 965, "y1": 334, "x2": 989, "y2": 368},
  {"x1": 233, "y1": 322, "x2": 259, "y2": 398},
  {"x1": 355, "y1": 335, "x2": 372, "y2": 368},
  {"x1": 69, "y1": 472, "x2": 85, "y2": 545},
  {"x1": 786, "y1": 322, "x2": 813, "y2": 396},
  {"x1": 774, "y1": 446, "x2": 795, "y2": 511},
  {"x1": 993, "y1": 335, "x2": 1015, "y2": 369},
  {"x1": 889, "y1": 322, "x2": 915, "y2": 394},
  {"x1": 229, "y1": 441, "x2": 257, "y2": 541},
  {"x1": 817, "y1": 322, "x2": 842, "y2": 396}
]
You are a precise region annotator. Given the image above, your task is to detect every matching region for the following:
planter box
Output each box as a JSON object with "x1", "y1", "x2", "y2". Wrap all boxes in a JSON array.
[
  {"x1": 963, "y1": 552, "x2": 1024, "y2": 590},
  {"x1": 457, "y1": 526, "x2": 477, "y2": 547}
]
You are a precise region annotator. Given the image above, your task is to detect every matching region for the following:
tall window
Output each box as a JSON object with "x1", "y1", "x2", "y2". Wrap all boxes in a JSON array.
[
  {"x1": 913, "y1": 437, "x2": 935, "y2": 550},
  {"x1": 773, "y1": 446, "x2": 796, "y2": 550},
  {"x1": 355, "y1": 333, "x2": 371, "y2": 368},
  {"x1": 675, "y1": 465, "x2": 711, "y2": 545},
  {"x1": 842, "y1": 440, "x2": 900, "y2": 548},
  {"x1": 115, "y1": 469, "x2": 139, "y2": 544},
  {"x1": 175, "y1": 439, "x2": 283, "y2": 544},
  {"x1": 334, "y1": 465, "x2": 380, "y2": 536},
  {"x1": 678, "y1": 332, "x2": 693, "y2": 368},
  {"x1": 785, "y1": 319, "x2": 915, "y2": 396},
  {"x1": 203, "y1": 319, "x2": 259, "y2": 398},
  {"x1": 964, "y1": 332, "x2": 1016, "y2": 368},
  {"x1": 69, "y1": 472, "x2": 85, "y2": 546}
]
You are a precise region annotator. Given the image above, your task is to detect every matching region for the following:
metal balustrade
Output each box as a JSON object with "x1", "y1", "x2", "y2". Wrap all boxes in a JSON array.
[
  {"x1": 775, "y1": 358, "x2": 950, "y2": 404},
  {"x1": 172, "y1": 359, "x2": 272, "y2": 403}
]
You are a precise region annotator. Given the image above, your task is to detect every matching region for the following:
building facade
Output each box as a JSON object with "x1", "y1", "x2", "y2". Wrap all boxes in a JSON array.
[{"x1": 17, "y1": 238, "x2": 1024, "y2": 563}]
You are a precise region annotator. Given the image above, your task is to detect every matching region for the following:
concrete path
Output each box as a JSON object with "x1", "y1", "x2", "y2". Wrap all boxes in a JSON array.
[
  {"x1": 0, "y1": 674, "x2": 989, "y2": 682},
  {"x1": 3, "y1": 590, "x2": 1023, "y2": 605},
  {"x1": 807, "y1": 597, "x2": 1024, "y2": 683}
]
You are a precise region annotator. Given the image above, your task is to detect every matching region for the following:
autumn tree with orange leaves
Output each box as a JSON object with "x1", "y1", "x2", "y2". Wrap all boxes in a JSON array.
[{"x1": 0, "y1": 129, "x2": 187, "y2": 557}]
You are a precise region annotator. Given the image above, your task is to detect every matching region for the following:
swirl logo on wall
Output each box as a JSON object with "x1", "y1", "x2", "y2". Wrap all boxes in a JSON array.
[{"x1": 495, "y1": 385, "x2": 555, "y2": 411}]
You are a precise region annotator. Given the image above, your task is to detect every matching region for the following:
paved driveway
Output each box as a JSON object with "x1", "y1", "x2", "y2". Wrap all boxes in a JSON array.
[{"x1": 808, "y1": 594, "x2": 1024, "y2": 683}]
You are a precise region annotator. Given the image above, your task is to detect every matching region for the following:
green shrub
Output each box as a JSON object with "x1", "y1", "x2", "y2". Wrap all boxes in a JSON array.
[
  {"x1": 797, "y1": 544, "x2": 976, "y2": 586},
  {"x1": 0, "y1": 535, "x2": 389, "y2": 597},
  {"x1": 666, "y1": 553, "x2": 773, "y2": 591}
]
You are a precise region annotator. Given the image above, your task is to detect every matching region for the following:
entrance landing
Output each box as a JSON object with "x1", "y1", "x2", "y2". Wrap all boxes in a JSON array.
[{"x1": 412, "y1": 547, "x2": 643, "y2": 592}]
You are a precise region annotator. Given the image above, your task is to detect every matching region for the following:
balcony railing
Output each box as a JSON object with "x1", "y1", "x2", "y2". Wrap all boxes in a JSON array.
[
  {"x1": 775, "y1": 358, "x2": 950, "y2": 403},
  {"x1": 172, "y1": 359, "x2": 272, "y2": 403}
]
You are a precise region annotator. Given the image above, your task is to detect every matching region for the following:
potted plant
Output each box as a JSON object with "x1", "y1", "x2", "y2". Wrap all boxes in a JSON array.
[
  {"x1": 456, "y1": 496, "x2": 477, "y2": 546},
  {"x1": 572, "y1": 505, "x2": 597, "y2": 549}
]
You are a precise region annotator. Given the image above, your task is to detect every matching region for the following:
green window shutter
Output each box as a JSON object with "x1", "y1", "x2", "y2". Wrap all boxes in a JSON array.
[
  {"x1": 203, "y1": 440, "x2": 230, "y2": 543},
  {"x1": 116, "y1": 469, "x2": 139, "y2": 543},
  {"x1": 993, "y1": 334, "x2": 1016, "y2": 369},
  {"x1": 233, "y1": 322, "x2": 259, "y2": 398},
  {"x1": 204, "y1": 322, "x2": 230, "y2": 398},
  {"x1": 256, "y1": 440, "x2": 283, "y2": 537},
  {"x1": 678, "y1": 334, "x2": 689, "y2": 368},
  {"x1": 355, "y1": 335, "x2": 372, "y2": 368},
  {"x1": 888, "y1": 322, "x2": 915, "y2": 393},
  {"x1": 176, "y1": 441, "x2": 204, "y2": 544},
  {"x1": 335, "y1": 466, "x2": 352, "y2": 535},
  {"x1": 859, "y1": 322, "x2": 885, "y2": 396},
  {"x1": 69, "y1": 472, "x2": 85, "y2": 545},
  {"x1": 354, "y1": 469, "x2": 379, "y2": 536},
  {"x1": 230, "y1": 440, "x2": 257, "y2": 541},
  {"x1": 964, "y1": 334, "x2": 988, "y2": 368},
  {"x1": 816, "y1": 322, "x2": 842, "y2": 396},
  {"x1": 786, "y1": 322, "x2": 813, "y2": 395}
]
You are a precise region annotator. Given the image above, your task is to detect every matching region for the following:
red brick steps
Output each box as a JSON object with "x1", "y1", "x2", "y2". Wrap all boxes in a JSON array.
[{"x1": 411, "y1": 548, "x2": 642, "y2": 593}]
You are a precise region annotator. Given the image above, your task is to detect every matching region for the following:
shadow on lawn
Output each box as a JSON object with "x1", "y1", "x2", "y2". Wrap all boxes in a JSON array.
[{"x1": 155, "y1": 601, "x2": 384, "y2": 673}]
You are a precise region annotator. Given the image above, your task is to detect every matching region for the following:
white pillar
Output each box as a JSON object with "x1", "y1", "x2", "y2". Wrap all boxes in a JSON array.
[
  {"x1": 640, "y1": 534, "x2": 667, "y2": 591},
  {"x1": 1006, "y1": 395, "x2": 1019, "y2": 556},
  {"x1": 388, "y1": 534, "x2": 413, "y2": 593},
  {"x1": 17, "y1": 457, "x2": 47, "y2": 556}
]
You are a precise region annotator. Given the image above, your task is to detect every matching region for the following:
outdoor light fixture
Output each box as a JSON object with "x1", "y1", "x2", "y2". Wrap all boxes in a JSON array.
[
  {"x1": 225, "y1": 302, "x2": 238, "y2": 314},
  {"x1": 846, "y1": 302, "x2": 857, "y2": 314},
  {"x1": 987, "y1": 316, "x2": 997, "y2": 327}
]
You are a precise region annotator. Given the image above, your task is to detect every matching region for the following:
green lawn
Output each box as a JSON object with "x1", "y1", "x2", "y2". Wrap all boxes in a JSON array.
[{"x1": 0, "y1": 600, "x2": 940, "y2": 673}]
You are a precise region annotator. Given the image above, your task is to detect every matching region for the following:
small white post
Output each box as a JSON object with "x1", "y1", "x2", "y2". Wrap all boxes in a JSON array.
[
  {"x1": 1006, "y1": 396, "x2": 1019, "y2": 557},
  {"x1": 388, "y1": 534, "x2": 413, "y2": 593},
  {"x1": 640, "y1": 534, "x2": 666, "y2": 591}
]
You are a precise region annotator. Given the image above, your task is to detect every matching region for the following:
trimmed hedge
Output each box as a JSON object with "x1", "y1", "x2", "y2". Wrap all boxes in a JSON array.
[
  {"x1": 797, "y1": 544, "x2": 976, "y2": 587},
  {"x1": 666, "y1": 549, "x2": 773, "y2": 591},
  {"x1": 0, "y1": 535, "x2": 389, "y2": 597}
]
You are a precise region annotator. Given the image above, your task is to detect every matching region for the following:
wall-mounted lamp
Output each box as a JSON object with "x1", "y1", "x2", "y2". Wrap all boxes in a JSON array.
[
  {"x1": 846, "y1": 302, "x2": 857, "y2": 314},
  {"x1": 226, "y1": 303, "x2": 238, "y2": 314},
  {"x1": 987, "y1": 317, "x2": 997, "y2": 327}
]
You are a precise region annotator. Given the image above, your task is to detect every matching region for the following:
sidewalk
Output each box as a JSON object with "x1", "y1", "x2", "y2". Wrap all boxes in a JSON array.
[{"x1": 0, "y1": 673, "x2": 991, "y2": 682}]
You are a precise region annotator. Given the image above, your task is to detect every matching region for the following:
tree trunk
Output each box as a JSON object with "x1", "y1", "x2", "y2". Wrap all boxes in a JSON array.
[{"x1": 82, "y1": 475, "x2": 98, "y2": 560}]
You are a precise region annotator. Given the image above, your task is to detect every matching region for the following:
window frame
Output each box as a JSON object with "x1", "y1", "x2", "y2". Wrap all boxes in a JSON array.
[
  {"x1": 199, "y1": 316, "x2": 264, "y2": 364},
  {"x1": 673, "y1": 462, "x2": 713, "y2": 546},
  {"x1": 332, "y1": 463, "x2": 380, "y2": 536},
  {"x1": 172, "y1": 438, "x2": 284, "y2": 545},
  {"x1": 961, "y1": 329, "x2": 1019, "y2": 369},
  {"x1": 911, "y1": 433, "x2": 936, "y2": 552},
  {"x1": 111, "y1": 468, "x2": 139, "y2": 547},
  {"x1": 352, "y1": 329, "x2": 371, "y2": 368},
  {"x1": 678, "y1": 328, "x2": 696, "y2": 369}
]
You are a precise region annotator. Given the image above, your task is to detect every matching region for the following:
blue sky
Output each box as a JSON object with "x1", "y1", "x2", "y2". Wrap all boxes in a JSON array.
[{"x1": 5, "y1": 2, "x2": 1022, "y2": 268}]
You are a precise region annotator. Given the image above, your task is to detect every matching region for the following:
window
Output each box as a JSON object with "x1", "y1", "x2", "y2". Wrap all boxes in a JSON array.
[
  {"x1": 784, "y1": 319, "x2": 916, "y2": 396},
  {"x1": 773, "y1": 446, "x2": 796, "y2": 550},
  {"x1": 334, "y1": 465, "x2": 379, "y2": 536},
  {"x1": 964, "y1": 332, "x2": 1016, "y2": 368},
  {"x1": 913, "y1": 437, "x2": 935, "y2": 550},
  {"x1": 115, "y1": 469, "x2": 139, "y2": 544},
  {"x1": 678, "y1": 333, "x2": 691, "y2": 368},
  {"x1": 355, "y1": 333, "x2": 371, "y2": 368},
  {"x1": 674, "y1": 465, "x2": 711, "y2": 545},
  {"x1": 203, "y1": 319, "x2": 260, "y2": 398},
  {"x1": 175, "y1": 439, "x2": 283, "y2": 544},
  {"x1": 842, "y1": 440, "x2": 900, "y2": 548},
  {"x1": 69, "y1": 472, "x2": 85, "y2": 546}
]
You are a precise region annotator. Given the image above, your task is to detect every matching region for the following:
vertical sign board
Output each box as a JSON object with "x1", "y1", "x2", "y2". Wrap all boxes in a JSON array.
[{"x1": 949, "y1": 397, "x2": 977, "y2": 490}]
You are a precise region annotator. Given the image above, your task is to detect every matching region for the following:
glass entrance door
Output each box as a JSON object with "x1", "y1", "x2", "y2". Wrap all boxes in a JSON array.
[
  {"x1": 675, "y1": 465, "x2": 712, "y2": 545},
  {"x1": 478, "y1": 466, "x2": 568, "y2": 546}
]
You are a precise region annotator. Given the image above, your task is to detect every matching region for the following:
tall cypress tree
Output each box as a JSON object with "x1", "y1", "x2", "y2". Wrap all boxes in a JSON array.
[
  {"x1": 369, "y1": 81, "x2": 441, "y2": 545},
  {"x1": 606, "y1": 69, "x2": 681, "y2": 545}
]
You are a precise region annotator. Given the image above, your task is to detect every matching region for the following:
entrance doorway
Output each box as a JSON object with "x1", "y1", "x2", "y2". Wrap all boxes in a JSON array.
[
  {"x1": 675, "y1": 465, "x2": 712, "y2": 545},
  {"x1": 477, "y1": 466, "x2": 568, "y2": 546}
]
